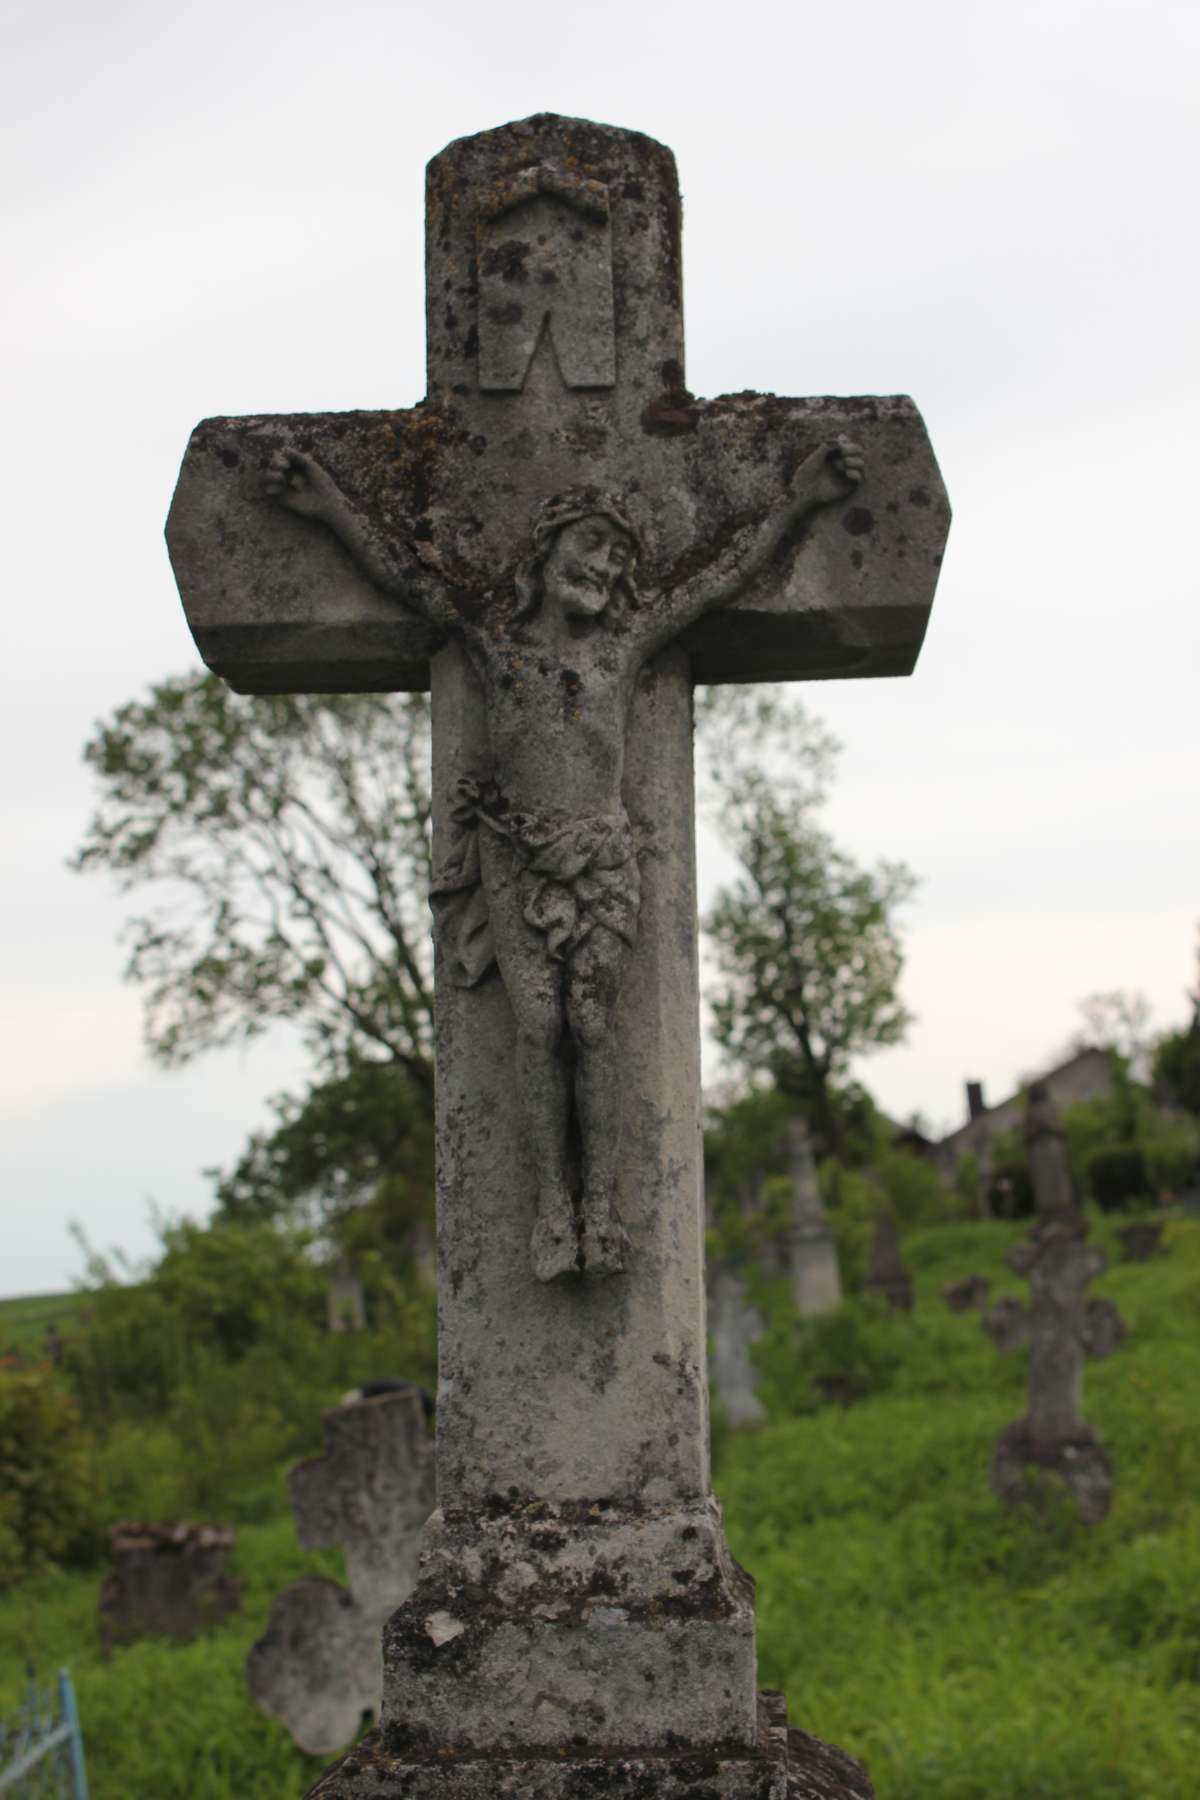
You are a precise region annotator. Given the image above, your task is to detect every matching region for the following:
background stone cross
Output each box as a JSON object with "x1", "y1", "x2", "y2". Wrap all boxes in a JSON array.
[
  {"x1": 988, "y1": 1088, "x2": 1126, "y2": 1524},
  {"x1": 167, "y1": 111, "x2": 946, "y2": 1797},
  {"x1": 247, "y1": 1389, "x2": 434, "y2": 1756}
]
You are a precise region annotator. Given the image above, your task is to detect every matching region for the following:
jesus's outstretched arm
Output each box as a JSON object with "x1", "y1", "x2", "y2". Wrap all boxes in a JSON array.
[
  {"x1": 637, "y1": 436, "x2": 864, "y2": 654},
  {"x1": 264, "y1": 447, "x2": 461, "y2": 634}
]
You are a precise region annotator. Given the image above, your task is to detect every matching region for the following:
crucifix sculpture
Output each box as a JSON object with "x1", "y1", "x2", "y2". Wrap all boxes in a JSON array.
[{"x1": 167, "y1": 113, "x2": 948, "y2": 1799}]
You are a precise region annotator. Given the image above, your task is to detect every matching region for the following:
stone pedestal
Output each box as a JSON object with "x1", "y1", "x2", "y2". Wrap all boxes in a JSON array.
[{"x1": 309, "y1": 1691, "x2": 874, "y2": 1799}]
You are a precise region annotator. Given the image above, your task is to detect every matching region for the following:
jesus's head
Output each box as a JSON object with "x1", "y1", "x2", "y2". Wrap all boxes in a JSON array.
[{"x1": 515, "y1": 493, "x2": 640, "y2": 627}]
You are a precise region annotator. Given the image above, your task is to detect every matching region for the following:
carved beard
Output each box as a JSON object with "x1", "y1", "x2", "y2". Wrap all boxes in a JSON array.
[{"x1": 546, "y1": 563, "x2": 612, "y2": 618}]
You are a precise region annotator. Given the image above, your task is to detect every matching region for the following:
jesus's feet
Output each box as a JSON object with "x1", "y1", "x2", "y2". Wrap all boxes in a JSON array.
[
  {"x1": 530, "y1": 1191, "x2": 580, "y2": 1283},
  {"x1": 579, "y1": 1204, "x2": 630, "y2": 1279}
]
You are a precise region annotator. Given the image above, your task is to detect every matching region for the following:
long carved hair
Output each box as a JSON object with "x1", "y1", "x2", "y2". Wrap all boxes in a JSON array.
[{"x1": 513, "y1": 490, "x2": 641, "y2": 629}]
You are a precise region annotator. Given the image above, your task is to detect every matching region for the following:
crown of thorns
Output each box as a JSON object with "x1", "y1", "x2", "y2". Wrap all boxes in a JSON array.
[{"x1": 526, "y1": 491, "x2": 641, "y2": 561}]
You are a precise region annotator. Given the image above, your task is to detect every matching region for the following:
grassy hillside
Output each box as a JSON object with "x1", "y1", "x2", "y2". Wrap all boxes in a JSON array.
[
  {"x1": 2, "y1": 1215, "x2": 1196, "y2": 1798},
  {"x1": 717, "y1": 1214, "x2": 1200, "y2": 1799},
  {"x1": 0, "y1": 1289, "x2": 89, "y2": 1356}
]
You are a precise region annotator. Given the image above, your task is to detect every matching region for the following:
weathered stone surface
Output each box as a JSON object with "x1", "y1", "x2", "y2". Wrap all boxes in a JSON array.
[
  {"x1": 981, "y1": 1293, "x2": 1030, "y2": 1353},
  {"x1": 164, "y1": 112, "x2": 941, "y2": 1799},
  {"x1": 1081, "y1": 1296, "x2": 1127, "y2": 1359},
  {"x1": 305, "y1": 1693, "x2": 875, "y2": 1799},
  {"x1": 708, "y1": 1264, "x2": 768, "y2": 1428},
  {"x1": 248, "y1": 1390, "x2": 434, "y2": 1754},
  {"x1": 380, "y1": 1497, "x2": 756, "y2": 1755},
  {"x1": 1024, "y1": 1083, "x2": 1075, "y2": 1218},
  {"x1": 787, "y1": 1122, "x2": 841, "y2": 1318},
  {"x1": 98, "y1": 1520, "x2": 240, "y2": 1654},
  {"x1": 167, "y1": 126, "x2": 946, "y2": 701},
  {"x1": 990, "y1": 1215, "x2": 1123, "y2": 1523},
  {"x1": 861, "y1": 1208, "x2": 912, "y2": 1311},
  {"x1": 942, "y1": 1273, "x2": 990, "y2": 1313}
]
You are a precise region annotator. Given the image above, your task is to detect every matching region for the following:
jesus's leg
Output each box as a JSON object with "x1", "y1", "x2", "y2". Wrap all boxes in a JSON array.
[
  {"x1": 477, "y1": 831, "x2": 577, "y2": 1281},
  {"x1": 567, "y1": 927, "x2": 631, "y2": 1277}
]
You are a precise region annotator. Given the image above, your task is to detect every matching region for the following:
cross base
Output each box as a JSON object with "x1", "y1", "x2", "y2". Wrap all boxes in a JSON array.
[
  {"x1": 305, "y1": 1693, "x2": 876, "y2": 1799},
  {"x1": 378, "y1": 1499, "x2": 757, "y2": 1755}
]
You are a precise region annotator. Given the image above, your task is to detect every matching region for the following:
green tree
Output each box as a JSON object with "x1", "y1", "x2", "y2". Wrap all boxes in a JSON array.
[
  {"x1": 213, "y1": 1059, "x2": 435, "y2": 1250},
  {"x1": 74, "y1": 674, "x2": 434, "y2": 1091},
  {"x1": 1152, "y1": 929, "x2": 1200, "y2": 1119},
  {"x1": 0, "y1": 1367, "x2": 97, "y2": 1584},
  {"x1": 699, "y1": 688, "x2": 916, "y2": 1157}
]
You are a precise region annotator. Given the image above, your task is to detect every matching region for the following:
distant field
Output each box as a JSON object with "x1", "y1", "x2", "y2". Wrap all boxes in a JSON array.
[{"x1": 0, "y1": 1288, "x2": 89, "y2": 1354}]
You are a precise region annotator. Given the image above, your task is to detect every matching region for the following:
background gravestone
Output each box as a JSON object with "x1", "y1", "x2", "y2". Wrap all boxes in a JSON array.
[
  {"x1": 327, "y1": 1257, "x2": 367, "y2": 1334},
  {"x1": 861, "y1": 1207, "x2": 912, "y2": 1311},
  {"x1": 942, "y1": 1274, "x2": 990, "y2": 1313},
  {"x1": 707, "y1": 1263, "x2": 767, "y2": 1429},
  {"x1": 788, "y1": 1120, "x2": 842, "y2": 1318},
  {"x1": 990, "y1": 1089, "x2": 1127, "y2": 1524},
  {"x1": 248, "y1": 1389, "x2": 434, "y2": 1755},
  {"x1": 1116, "y1": 1220, "x2": 1165, "y2": 1262},
  {"x1": 98, "y1": 1521, "x2": 240, "y2": 1655}
]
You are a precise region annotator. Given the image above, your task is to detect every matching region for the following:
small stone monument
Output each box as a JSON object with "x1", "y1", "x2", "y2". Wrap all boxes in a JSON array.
[
  {"x1": 167, "y1": 111, "x2": 948, "y2": 1799},
  {"x1": 1025, "y1": 1082, "x2": 1075, "y2": 1218},
  {"x1": 862, "y1": 1207, "x2": 913, "y2": 1311},
  {"x1": 990, "y1": 1090, "x2": 1127, "y2": 1524},
  {"x1": 981, "y1": 1293, "x2": 1030, "y2": 1354},
  {"x1": 248, "y1": 1389, "x2": 434, "y2": 1754},
  {"x1": 98, "y1": 1521, "x2": 241, "y2": 1655},
  {"x1": 327, "y1": 1256, "x2": 367, "y2": 1333},
  {"x1": 1116, "y1": 1220, "x2": 1165, "y2": 1262},
  {"x1": 707, "y1": 1263, "x2": 767, "y2": 1428},
  {"x1": 942, "y1": 1274, "x2": 990, "y2": 1313},
  {"x1": 787, "y1": 1120, "x2": 842, "y2": 1317}
]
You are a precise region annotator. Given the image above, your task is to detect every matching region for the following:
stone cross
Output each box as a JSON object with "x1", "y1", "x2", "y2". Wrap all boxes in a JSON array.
[
  {"x1": 786, "y1": 1120, "x2": 842, "y2": 1316},
  {"x1": 707, "y1": 1262, "x2": 767, "y2": 1429},
  {"x1": 167, "y1": 113, "x2": 946, "y2": 1799},
  {"x1": 989, "y1": 1089, "x2": 1127, "y2": 1525},
  {"x1": 248, "y1": 1390, "x2": 434, "y2": 1755},
  {"x1": 1024, "y1": 1082, "x2": 1075, "y2": 1218},
  {"x1": 861, "y1": 1205, "x2": 913, "y2": 1311}
]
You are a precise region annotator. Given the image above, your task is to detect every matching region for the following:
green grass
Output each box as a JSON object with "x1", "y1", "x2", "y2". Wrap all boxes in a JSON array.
[
  {"x1": 0, "y1": 1290, "x2": 88, "y2": 1356},
  {"x1": 1, "y1": 1217, "x2": 1197, "y2": 1798},
  {"x1": 0, "y1": 1517, "x2": 338, "y2": 1799},
  {"x1": 715, "y1": 1213, "x2": 1200, "y2": 1798}
]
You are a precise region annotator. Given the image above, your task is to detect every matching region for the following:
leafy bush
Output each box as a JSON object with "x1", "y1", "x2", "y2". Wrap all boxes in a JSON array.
[
  {"x1": 0, "y1": 1368, "x2": 98, "y2": 1586},
  {"x1": 1086, "y1": 1144, "x2": 1152, "y2": 1211},
  {"x1": 752, "y1": 1296, "x2": 907, "y2": 1419},
  {"x1": 875, "y1": 1147, "x2": 949, "y2": 1229}
]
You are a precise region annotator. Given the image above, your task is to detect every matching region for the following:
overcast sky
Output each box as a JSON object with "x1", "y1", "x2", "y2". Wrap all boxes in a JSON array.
[{"x1": 4, "y1": 0, "x2": 1197, "y2": 1297}]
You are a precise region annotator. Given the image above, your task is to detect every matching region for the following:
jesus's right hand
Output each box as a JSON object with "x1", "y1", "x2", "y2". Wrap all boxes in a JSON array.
[{"x1": 263, "y1": 447, "x2": 340, "y2": 523}]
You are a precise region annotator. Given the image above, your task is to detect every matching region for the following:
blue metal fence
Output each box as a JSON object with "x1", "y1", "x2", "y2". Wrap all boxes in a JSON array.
[{"x1": 0, "y1": 1671, "x2": 88, "y2": 1800}]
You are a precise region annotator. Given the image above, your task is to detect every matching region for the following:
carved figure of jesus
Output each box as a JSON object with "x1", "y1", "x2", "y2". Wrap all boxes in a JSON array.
[{"x1": 266, "y1": 438, "x2": 863, "y2": 1283}]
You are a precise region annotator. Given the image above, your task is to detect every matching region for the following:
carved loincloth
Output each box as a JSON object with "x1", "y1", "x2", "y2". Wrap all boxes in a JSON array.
[{"x1": 430, "y1": 777, "x2": 641, "y2": 988}]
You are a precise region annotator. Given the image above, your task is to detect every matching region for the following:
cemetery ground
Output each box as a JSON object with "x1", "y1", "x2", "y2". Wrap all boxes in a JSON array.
[{"x1": 3, "y1": 1214, "x2": 1197, "y2": 1800}]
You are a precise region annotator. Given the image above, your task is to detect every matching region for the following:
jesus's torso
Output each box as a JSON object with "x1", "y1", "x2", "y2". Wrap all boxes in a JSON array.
[{"x1": 468, "y1": 620, "x2": 642, "y2": 820}]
